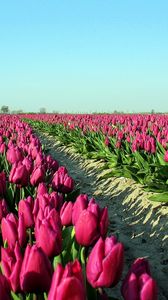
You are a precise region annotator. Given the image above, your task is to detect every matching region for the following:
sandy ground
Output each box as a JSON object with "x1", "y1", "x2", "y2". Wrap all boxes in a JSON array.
[{"x1": 38, "y1": 132, "x2": 168, "y2": 300}]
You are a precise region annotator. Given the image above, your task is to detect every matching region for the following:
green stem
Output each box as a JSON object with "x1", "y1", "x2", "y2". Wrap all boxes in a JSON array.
[
  {"x1": 28, "y1": 228, "x2": 33, "y2": 245},
  {"x1": 33, "y1": 294, "x2": 45, "y2": 300}
]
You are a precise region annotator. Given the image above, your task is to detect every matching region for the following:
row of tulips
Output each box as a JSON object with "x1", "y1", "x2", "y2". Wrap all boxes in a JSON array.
[
  {"x1": 0, "y1": 115, "x2": 157, "y2": 299},
  {"x1": 22, "y1": 113, "x2": 168, "y2": 202}
]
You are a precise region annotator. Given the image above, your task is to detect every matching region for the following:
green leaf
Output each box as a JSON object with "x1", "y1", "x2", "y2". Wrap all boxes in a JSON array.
[
  {"x1": 156, "y1": 153, "x2": 166, "y2": 166},
  {"x1": 133, "y1": 151, "x2": 149, "y2": 169},
  {"x1": 71, "y1": 240, "x2": 79, "y2": 260},
  {"x1": 149, "y1": 192, "x2": 168, "y2": 203},
  {"x1": 11, "y1": 292, "x2": 20, "y2": 300},
  {"x1": 53, "y1": 255, "x2": 62, "y2": 269},
  {"x1": 44, "y1": 293, "x2": 48, "y2": 300},
  {"x1": 4, "y1": 240, "x2": 8, "y2": 248},
  {"x1": 156, "y1": 141, "x2": 165, "y2": 154}
]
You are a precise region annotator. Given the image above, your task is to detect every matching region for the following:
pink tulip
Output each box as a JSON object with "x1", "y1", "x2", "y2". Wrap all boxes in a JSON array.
[
  {"x1": 86, "y1": 236, "x2": 124, "y2": 288},
  {"x1": 60, "y1": 201, "x2": 73, "y2": 226},
  {"x1": 74, "y1": 199, "x2": 108, "y2": 246},
  {"x1": 0, "y1": 199, "x2": 8, "y2": 221},
  {"x1": 6, "y1": 146, "x2": 23, "y2": 164},
  {"x1": 18, "y1": 196, "x2": 34, "y2": 228},
  {"x1": 164, "y1": 150, "x2": 168, "y2": 162},
  {"x1": 36, "y1": 182, "x2": 48, "y2": 196},
  {"x1": 48, "y1": 260, "x2": 85, "y2": 300},
  {"x1": 0, "y1": 172, "x2": 6, "y2": 196},
  {"x1": 9, "y1": 162, "x2": 29, "y2": 186},
  {"x1": 72, "y1": 194, "x2": 88, "y2": 225},
  {"x1": 1, "y1": 242, "x2": 23, "y2": 292},
  {"x1": 52, "y1": 167, "x2": 74, "y2": 193},
  {"x1": 0, "y1": 142, "x2": 6, "y2": 153},
  {"x1": 30, "y1": 166, "x2": 45, "y2": 186},
  {"x1": 0, "y1": 274, "x2": 11, "y2": 300},
  {"x1": 20, "y1": 244, "x2": 53, "y2": 293},
  {"x1": 22, "y1": 156, "x2": 33, "y2": 173},
  {"x1": 35, "y1": 209, "x2": 62, "y2": 258},
  {"x1": 1, "y1": 213, "x2": 26, "y2": 249},
  {"x1": 121, "y1": 258, "x2": 158, "y2": 300}
]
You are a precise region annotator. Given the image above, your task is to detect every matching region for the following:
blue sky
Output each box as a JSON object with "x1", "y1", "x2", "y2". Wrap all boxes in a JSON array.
[{"x1": 0, "y1": 0, "x2": 168, "y2": 113}]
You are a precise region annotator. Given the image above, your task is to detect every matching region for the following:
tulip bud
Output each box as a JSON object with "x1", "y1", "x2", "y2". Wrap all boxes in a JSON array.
[
  {"x1": 74, "y1": 199, "x2": 108, "y2": 246},
  {"x1": 0, "y1": 142, "x2": 6, "y2": 154},
  {"x1": 30, "y1": 166, "x2": 45, "y2": 186},
  {"x1": 0, "y1": 274, "x2": 11, "y2": 300},
  {"x1": 60, "y1": 201, "x2": 73, "y2": 226},
  {"x1": 36, "y1": 182, "x2": 48, "y2": 196},
  {"x1": 1, "y1": 242, "x2": 23, "y2": 292},
  {"x1": 164, "y1": 150, "x2": 168, "y2": 162},
  {"x1": 75, "y1": 209, "x2": 99, "y2": 246},
  {"x1": 1, "y1": 213, "x2": 26, "y2": 249},
  {"x1": 0, "y1": 199, "x2": 8, "y2": 221},
  {"x1": 18, "y1": 196, "x2": 34, "y2": 228},
  {"x1": 22, "y1": 156, "x2": 33, "y2": 173},
  {"x1": 52, "y1": 167, "x2": 74, "y2": 194},
  {"x1": 121, "y1": 258, "x2": 158, "y2": 300},
  {"x1": 48, "y1": 260, "x2": 86, "y2": 300},
  {"x1": 6, "y1": 146, "x2": 23, "y2": 164},
  {"x1": 35, "y1": 209, "x2": 62, "y2": 258},
  {"x1": 0, "y1": 172, "x2": 6, "y2": 196},
  {"x1": 20, "y1": 244, "x2": 53, "y2": 293},
  {"x1": 9, "y1": 162, "x2": 29, "y2": 187},
  {"x1": 1, "y1": 214, "x2": 18, "y2": 248},
  {"x1": 104, "y1": 136, "x2": 110, "y2": 146},
  {"x1": 86, "y1": 236, "x2": 124, "y2": 288},
  {"x1": 72, "y1": 194, "x2": 88, "y2": 225}
]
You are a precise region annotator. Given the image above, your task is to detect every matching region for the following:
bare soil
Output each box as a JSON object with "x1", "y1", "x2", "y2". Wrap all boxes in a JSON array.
[{"x1": 39, "y1": 132, "x2": 168, "y2": 300}]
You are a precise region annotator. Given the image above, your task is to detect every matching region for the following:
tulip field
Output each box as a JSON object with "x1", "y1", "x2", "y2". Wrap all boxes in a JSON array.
[
  {"x1": 1, "y1": 113, "x2": 168, "y2": 299},
  {"x1": 24, "y1": 113, "x2": 168, "y2": 200}
]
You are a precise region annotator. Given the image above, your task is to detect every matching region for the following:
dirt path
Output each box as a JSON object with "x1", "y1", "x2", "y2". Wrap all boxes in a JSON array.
[{"x1": 39, "y1": 132, "x2": 168, "y2": 300}]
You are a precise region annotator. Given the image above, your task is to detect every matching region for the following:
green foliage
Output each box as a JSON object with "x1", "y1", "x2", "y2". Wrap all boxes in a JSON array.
[{"x1": 25, "y1": 119, "x2": 168, "y2": 203}]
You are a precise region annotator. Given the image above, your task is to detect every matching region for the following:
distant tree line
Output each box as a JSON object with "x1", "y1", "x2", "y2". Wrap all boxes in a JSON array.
[{"x1": 0, "y1": 105, "x2": 167, "y2": 115}]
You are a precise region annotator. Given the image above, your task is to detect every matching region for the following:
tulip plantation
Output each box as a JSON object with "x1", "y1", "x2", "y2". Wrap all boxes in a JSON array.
[
  {"x1": 24, "y1": 113, "x2": 168, "y2": 201},
  {"x1": 0, "y1": 114, "x2": 162, "y2": 299}
]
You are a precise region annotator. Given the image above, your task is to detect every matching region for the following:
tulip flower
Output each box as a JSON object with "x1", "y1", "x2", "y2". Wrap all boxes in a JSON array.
[
  {"x1": 33, "y1": 192, "x2": 64, "y2": 222},
  {"x1": 1, "y1": 213, "x2": 26, "y2": 248},
  {"x1": 164, "y1": 150, "x2": 168, "y2": 162},
  {"x1": 48, "y1": 260, "x2": 85, "y2": 300},
  {"x1": 0, "y1": 135, "x2": 3, "y2": 143},
  {"x1": 121, "y1": 258, "x2": 158, "y2": 300},
  {"x1": 35, "y1": 208, "x2": 62, "y2": 258},
  {"x1": 1, "y1": 242, "x2": 23, "y2": 292},
  {"x1": 36, "y1": 182, "x2": 48, "y2": 196},
  {"x1": 20, "y1": 244, "x2": 53, "y2": 293},
  {"x1": 9, "y1": 162, "x2": 29, "y2": 186},
  {"x1": 29, "y1": 146, "x2": 41, "y2": 160},
  {"x1": 60, "y1": 201, "x2": 73, "y2": 226},
  {"x1": 0, "y1": 172, "x2": 6, "y2": 196},
  {"x1": 86, "y1": 236, "x2": 124, "y2": 288},
  {"x1": 52, "y1": 167, "x2": 74, "y2": 193},
  {"x1": 0, "y1": 274, "x2": 11, "y2": 300},
  {"x1": 50, "y1": 191, "x2": 64, "y2": 211},
  {"x1": 35, "y1": 152, "x2": 44, "y2": 167},
  {"x1": 0, "y1": 199, "x2": 8, "y2": 221},
  {"x1": 30, "y1": 166, "x2": 45, "y2": 186},
  {"x1": 75, "y1": 199, "x2": 108, "y2": 246},
  {"x1": 104, "y1": 136, "x2": 110, "y2": 146},
  {"x1": 6, "y1": 146, "x2": 23, "y2": 164},
  {"x1": 72, "y1": 194, "x2": 88, "y2": 225},
  {"x1": 18, "y1": 196, "x2": 34, "y2": 228},
  {"x1": 46, "y1": 155, "x2": 59, "y2": 172},
  {"x1": 22, "y1": 156, "x2": 33, "y2": 173},
  {"x1": 0, "y1": 142, "x2": 6, "y2": 154}
]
